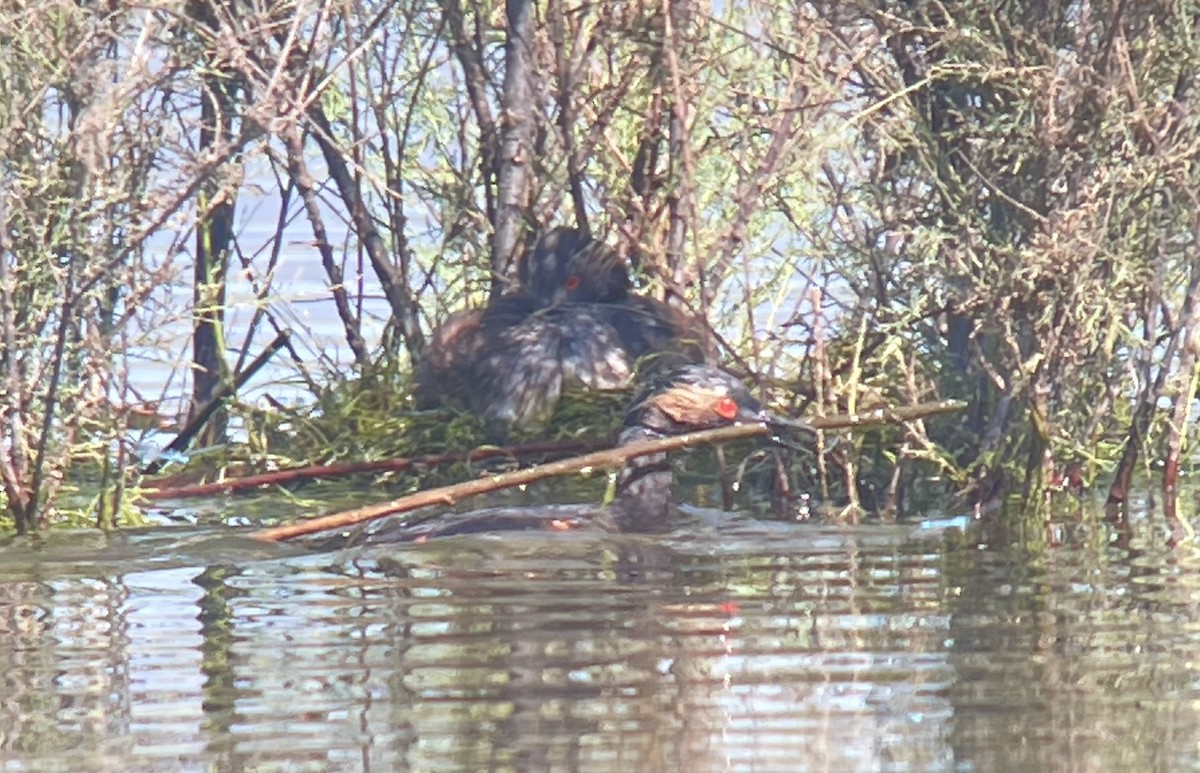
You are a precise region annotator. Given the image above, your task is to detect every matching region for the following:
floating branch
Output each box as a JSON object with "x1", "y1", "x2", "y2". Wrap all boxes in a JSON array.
[{"x1": 249, "y1": 399, "x2": 965, "y2": 543}]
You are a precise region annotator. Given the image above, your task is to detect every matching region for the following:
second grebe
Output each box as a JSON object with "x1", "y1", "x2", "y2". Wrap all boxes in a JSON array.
[{"x1": 352, "y1": 364, "x2": 786, "y2": 545}]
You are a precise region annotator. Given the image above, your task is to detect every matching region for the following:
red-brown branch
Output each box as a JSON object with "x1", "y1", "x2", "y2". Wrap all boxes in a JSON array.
[{"x1": 143, "y1": 439, "x2": 604, "y2": 501}]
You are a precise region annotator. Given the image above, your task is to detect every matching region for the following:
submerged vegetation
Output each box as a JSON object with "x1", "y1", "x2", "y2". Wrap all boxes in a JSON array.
[{"x1": 1, "y1": 0, "x2": 1198, "y2": 531}]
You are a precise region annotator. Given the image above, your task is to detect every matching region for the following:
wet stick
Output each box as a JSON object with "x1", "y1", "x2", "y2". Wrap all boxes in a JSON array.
[{"x1": 249, "y1": 399, "x2": 965, "y2": 542}]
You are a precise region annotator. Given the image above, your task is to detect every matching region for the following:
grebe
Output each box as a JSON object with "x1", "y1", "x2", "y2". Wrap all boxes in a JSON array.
[
  {"x1": 415, "y1": 228, "x2": 711, "y2": 429},
  {"x1": 357, "y1": 364, "x2": 788, "y2": 545}
]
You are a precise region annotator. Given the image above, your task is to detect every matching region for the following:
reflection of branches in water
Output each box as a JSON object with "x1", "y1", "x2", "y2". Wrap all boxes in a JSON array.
[
  {"x1": 7, "y1": 514, "x2": 1197, "y2": 768},
  {"x1": 325, "y1": 526, "x2": 955, "y2": 769},
  {"x1": 0, "y1": 578, "x2": 135, "y2": 758}
]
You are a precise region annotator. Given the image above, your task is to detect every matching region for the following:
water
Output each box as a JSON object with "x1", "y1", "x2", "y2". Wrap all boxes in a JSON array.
[{"x1": 2, "y1": 501, "x2": 1198, "y2": 772}]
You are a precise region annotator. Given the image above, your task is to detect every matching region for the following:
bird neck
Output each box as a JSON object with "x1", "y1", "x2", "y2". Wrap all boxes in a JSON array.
[{"x1": 608, "y1": 422, "x2": 678, "y2": 532}]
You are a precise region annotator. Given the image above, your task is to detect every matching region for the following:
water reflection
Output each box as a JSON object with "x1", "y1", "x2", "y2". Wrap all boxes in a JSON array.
[
  {"x1": 945, "y1": 517, "x2": 1200, "y2": 772},
  {"x1": 321, "y1": 527, "x2": 955, "y2": 771},
  {"x1": 1, "y1": 510, "x2": 1199, "y2": 771}
]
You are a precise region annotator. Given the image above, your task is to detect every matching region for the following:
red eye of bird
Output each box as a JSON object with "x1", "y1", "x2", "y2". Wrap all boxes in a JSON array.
[
  {"x1": 714, "y1": 396, "x2": 739, "y2": 420},
  {"x1": 563, "y1": 275, "x2": 581, "y2": 292}
]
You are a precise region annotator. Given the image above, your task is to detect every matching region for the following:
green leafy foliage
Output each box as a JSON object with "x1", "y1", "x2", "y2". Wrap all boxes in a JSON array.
[{"x1": 5, "y1": 0, "x2": 1200, "y2": 528}]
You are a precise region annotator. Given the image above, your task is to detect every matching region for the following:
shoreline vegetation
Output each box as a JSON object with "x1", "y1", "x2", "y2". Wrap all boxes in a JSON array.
[{"x1": 2, "y1": 1, "x2": 1198, "y2": 533}]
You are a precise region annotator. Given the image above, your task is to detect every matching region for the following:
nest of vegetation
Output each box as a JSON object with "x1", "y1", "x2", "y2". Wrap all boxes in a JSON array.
[
  {"x1": 230, "y1": 362, "x2": 630, "y2": 485},
  {"x1": 155, "y1": 357, "x2": 811, "y2": 518}
]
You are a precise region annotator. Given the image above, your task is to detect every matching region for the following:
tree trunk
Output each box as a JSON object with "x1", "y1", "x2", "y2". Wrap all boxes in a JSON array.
[
  {"x1": 491, "y1": 0, "x2": 535, "y2": 298},
  {"x1": 191, "y1": 1, "x2": 237, "y2": 444}
]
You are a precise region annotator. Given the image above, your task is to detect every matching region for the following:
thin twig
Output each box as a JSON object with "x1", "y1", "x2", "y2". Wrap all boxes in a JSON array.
[
  {"x1": 143, "y1": 439, "x2": 604, "y2": 500},
  {"x1": 142, "y1": 330, "x2": 291, "y2": 476}
]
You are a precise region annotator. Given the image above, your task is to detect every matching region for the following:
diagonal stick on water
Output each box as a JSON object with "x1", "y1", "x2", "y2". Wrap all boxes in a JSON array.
[{"x1": 249, "y1": 399, "x2": 965, "y2": 542}]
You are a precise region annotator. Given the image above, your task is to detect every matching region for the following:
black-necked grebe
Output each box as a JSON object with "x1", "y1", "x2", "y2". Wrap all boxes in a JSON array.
[
  {"x1": 518, "y1": 226, "x2": 630, "y2": 304},
  {"x1": 415, "y1": 228, "x2": 712, "y2": 429},
  {"x1": 362, "y1": 364, "x2": 785, "y2": 543}
]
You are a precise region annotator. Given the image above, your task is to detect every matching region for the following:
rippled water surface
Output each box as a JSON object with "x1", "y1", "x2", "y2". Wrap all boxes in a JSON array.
[{"x1": 2, "y1": 502, "x2": 1199, "y2": 772}]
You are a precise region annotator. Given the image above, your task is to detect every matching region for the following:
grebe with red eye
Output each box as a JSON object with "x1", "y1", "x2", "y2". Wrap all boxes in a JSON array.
[
  {"x1": 415, "y1": 227, "x2": 712, "y2": 431},
  {"x1": 350, "y1": 364, "x2": 791, "y2": 544}
]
